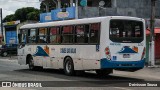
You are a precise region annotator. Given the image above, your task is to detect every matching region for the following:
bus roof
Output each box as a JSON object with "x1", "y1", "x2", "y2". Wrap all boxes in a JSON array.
[{"x1": 20, "y1": 16, "x2": 144, "y2": 29}]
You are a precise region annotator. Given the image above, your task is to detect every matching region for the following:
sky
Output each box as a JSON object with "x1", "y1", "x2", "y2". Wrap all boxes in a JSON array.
[{"x1": 0, "y1": 0, "x2": 40, "y2": 18}]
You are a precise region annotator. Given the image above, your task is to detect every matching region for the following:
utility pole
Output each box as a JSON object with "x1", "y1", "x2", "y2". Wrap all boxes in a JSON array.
[
  {"x1": 43, "y1": 2, "x2": 49, "y2": 12},
  {"x1": 0, "y1": 8, "x2": 3, "y2": 38},
  {"x1": 75, "y1": 0, "x2": 78, "y2": 19},
  {"x1": 39, "y1": 0, "x2": 49, "y2": 12},
  {"x1": 52, "y1": 0, "x2": 58, "y2": 8},
  {"x1": 57, "y1": 0, "x2": 61, "y2": 8},
  {"x1": 70, "y1": 0, "x2": 73, "y2": 7},
  {"x1": 149, "y1": 0, "x2": 156, "y2": 66}
]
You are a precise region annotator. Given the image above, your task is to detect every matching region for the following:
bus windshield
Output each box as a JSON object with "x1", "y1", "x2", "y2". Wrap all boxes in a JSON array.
[{"x1": 109, "y1": 20, "x2": 143, "y2": 43}]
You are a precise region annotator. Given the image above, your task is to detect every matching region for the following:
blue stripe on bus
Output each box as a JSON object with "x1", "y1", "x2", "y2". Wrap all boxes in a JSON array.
[
  {"x1": 33, "y1": 46, "x2": 49, "y2": 56},
  {"x1": 100, "y1": 58, "x2": 145, "y2": 69}
]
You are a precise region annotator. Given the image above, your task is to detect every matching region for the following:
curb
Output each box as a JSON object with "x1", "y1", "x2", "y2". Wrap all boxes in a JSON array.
[{"x1": 147, "y1": 65, "x2": 160, "y2": 68}]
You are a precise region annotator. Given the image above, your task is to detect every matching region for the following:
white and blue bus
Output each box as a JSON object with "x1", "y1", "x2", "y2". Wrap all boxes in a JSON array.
[{"x1": 18, "y1": 16, "x2": 146, "y2": 76}]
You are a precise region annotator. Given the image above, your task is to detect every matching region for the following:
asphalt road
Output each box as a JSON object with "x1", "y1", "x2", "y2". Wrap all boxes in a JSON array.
[{"x1": 0, "y1": 57, "x2": 159, "y2": 90}]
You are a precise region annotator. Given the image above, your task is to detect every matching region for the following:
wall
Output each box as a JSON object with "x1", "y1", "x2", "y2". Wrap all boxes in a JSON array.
[{"x1": 78, "y1": 0, "x2": 160, "y2": 19}]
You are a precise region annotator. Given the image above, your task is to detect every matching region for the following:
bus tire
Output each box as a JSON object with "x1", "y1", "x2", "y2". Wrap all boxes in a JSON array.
[
  {"x1": 96, "y1": 69, "x2": 113, "y2": 76},
  {"x1": 28, "y1": 56, "x2": 35, "y2": 70},
  {"x1": 64, "y1": 57, "x2": 75, "y2": 76}
]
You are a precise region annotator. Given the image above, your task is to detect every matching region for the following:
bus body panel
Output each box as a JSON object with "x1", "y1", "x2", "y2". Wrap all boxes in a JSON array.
[{"x1": 18, "y1": 45, "x2": 101, "y2": 70}]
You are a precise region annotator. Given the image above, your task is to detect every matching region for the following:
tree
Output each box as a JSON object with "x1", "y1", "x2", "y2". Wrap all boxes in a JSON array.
[
  {"x1": 27, "y1": 11, "x2": 40, "y2": 21},
  {"x1": 14, "y1": 7, "x2": 40, "y2": 22},
  {"x1": 3, "y1": 14, "x2": 15, "y2": 22},
  {"x1": 3, "y1": 7, "x2": 40, "y2": 22},
  {"x1": 40, "y1": 0, "x2": 57, "y2": 13}
]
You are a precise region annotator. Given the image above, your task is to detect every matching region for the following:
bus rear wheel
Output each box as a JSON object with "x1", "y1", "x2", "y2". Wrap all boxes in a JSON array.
[
  {"x1": 64, "y1": 57, "x2": 75, "y2": 76},
  {"x1": 96, "y1": 69, "x2": 113, "y2": 76}
]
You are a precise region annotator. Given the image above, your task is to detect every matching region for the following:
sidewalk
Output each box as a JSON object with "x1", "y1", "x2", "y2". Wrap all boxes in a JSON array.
[
  {"x1": 0, "y1": 56, "x2": 17, "y2": 60},
  {"x1": 114, "y1": 67, "x2": 160, "y2": 80}
]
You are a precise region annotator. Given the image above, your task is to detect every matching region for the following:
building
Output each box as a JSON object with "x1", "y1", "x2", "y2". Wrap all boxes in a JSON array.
[
  {"x1": 3, "y1": 20, "x2": 38, "y2": 44},
  {"x1": 3, "y1": 21, "x2": 20, "y2": 44},
  {"x1": 78, "y1": 0, "x2": 160, "y2": 19},
  {"x1": 40, "y1": 0, "x2": 160, "y2": 22},
  {"x1": 146, "y1": 19, "x2": 160, "y2": 64}
]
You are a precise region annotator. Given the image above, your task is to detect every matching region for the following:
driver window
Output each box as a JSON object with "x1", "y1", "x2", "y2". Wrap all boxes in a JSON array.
[
  {"x1": 28, "y1": 29, "x2": 37, "y2": 43},
  {"x1": 19, "y1": 29, "x2": 27, "y2": 44}
]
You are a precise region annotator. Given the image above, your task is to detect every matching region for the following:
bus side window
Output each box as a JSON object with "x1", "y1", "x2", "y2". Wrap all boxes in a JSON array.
[
  {"x1": 37, "y1": 28, "x2": 47, "y2": 43},
  {"x1": 75, "y1": 25, "x2": 89, "y2": 44},
  {"x1": 75, "y1": 25, "x2": 85, "y2": 43},
  {"x1": 50, "y1": 27, "x2": 61, "y2": 44},
  {"x1": 62, "y1": 25, "x2": 74, "y2": 43},
  {"x1": 90, "y1": 23, "x2": 100, "y2": 43}
]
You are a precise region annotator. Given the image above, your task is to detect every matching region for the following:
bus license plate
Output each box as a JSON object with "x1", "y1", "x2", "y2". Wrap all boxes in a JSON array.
[{"x1": 123, "y1": 54, "x2": 130, "y2": 58}]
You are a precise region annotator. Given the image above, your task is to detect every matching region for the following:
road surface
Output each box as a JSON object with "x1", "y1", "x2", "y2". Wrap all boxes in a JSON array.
[{"x1": 0, "y1": 57, "x2": 159, "y2": 90}]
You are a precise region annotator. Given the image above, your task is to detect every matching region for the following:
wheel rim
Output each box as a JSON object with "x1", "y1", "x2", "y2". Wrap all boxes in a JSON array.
[
  {"x1": 66, "y1": 60, "x2": 72, "y2": 73},
  {"x1": 3, "y1": 52, "x2": 7, "y2": 56}
]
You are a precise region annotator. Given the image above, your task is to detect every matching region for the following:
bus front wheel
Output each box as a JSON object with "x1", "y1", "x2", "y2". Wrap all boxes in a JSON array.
[
  {"x1": 64, "y1": 57, "x2": 75, "y2": 76},
  {"x1": 96, "y1": 69, "x2": 113, "y2": 76},
  {"x1": 28, "y1": 57, "x2": 35, "y2": 70}
]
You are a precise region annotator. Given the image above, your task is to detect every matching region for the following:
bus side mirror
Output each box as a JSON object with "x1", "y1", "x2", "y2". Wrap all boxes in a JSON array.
[{"x1": 18, "y1": 42, "x2": 25, "y2": 49}]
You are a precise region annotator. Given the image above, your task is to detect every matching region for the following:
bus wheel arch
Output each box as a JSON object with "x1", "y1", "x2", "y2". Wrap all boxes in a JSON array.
[
  {"x1": 26, "y1": 54, "x2": 32, "y2": 65},
  {"x1": 26, "y1": 54, "x2": 36, "y2": 70},
  {"x1": 63, "y1": 56, "x2": 75, "y2": 76}
]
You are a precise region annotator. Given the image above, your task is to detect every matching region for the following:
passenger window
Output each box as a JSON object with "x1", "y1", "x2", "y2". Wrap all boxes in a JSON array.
[
  {"x1": 75, "y1": 25, "x2": 89, "y2": 43},
  {"x1": 90, "y1": 23, "x2": 100, "y2": 43},
  {"x1": 37, "y1": 28, "x2": 48, "y2": 43},
  {"x1": 50, "y1": 27, "x2": 61, "y2": 44},
  {"x1": 62, "y1": 26, "x2": 74, "y2": 43}
]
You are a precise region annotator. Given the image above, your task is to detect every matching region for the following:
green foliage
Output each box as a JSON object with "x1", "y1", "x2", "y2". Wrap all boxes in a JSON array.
[
  {"x1": 14, "y1": 7, "x2": 40, "y2": 22},
  {"x1": 3, "y1": 14, "x2": 15, "y2": 22},
  {"x1": 40, "y1": 0, "x2": 56, "y2": 13},
  {"x1": 3, "y1": 7, "x2": 40, "y2": 22},
  {"x1": 27, "y1": 11, "x2": 40, "y2": 21}
]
